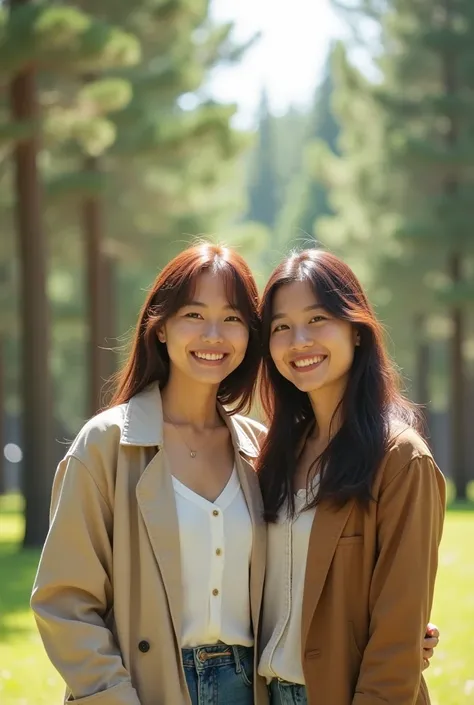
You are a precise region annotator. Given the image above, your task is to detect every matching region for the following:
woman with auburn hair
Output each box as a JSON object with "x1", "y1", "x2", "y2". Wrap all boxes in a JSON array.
[
  {"x1": 31, "y1": 241, "x2": 439, "y2": 705},
  {"x1": 256, "y1": 249, "x2": 445, "y2": 705},
  {"x1": 31, "y1": 243, "x2": 266, "y2": 705}
]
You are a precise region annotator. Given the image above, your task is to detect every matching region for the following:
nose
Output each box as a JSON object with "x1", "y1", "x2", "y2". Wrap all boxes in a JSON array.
[
  {"x1": 290, "y1": 326, "x2": 314, "y2": 351},
  {"x1": 201, "y1": 322, "x2": 224, "y2": 344}
]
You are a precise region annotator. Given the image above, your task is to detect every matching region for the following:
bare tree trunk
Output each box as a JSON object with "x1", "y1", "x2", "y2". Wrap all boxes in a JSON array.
[
  {"x1": 9, "y1": 10, "x2": 54, "y2": 546},
  {"x1": 102, "y1": 250, "x2": 117, "y2": 383},
  {"x1": 466, "y1": 374, "x2": 474, "y2": 489},
  {"x1": 449, "y1": 254, "x2": 467, "y2": 499},
  {"x1": 84, "y1": 154, "x2": 104, "y2": 415},
  {"x1": 83, "y1": 155, "x2": 115, "y2": 416},
  {"x1": 443, "y1": 0, "x2": 467, "y2": 499},
  {"x1": 414, "y1": 313, "x2": 431, "y2": 436},
  {"x1": 0, "y1": 334, "x2": 5, "y2": 496}
]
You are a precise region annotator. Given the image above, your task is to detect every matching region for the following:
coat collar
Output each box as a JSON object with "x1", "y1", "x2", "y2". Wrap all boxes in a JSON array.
[{"x1": 120, "y1": 382, "x2": 259, "y2": 458}]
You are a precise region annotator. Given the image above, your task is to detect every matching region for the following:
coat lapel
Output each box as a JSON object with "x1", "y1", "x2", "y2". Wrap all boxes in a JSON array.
[
  {"x1": 136, "y1": 448, "x2": 183, "y2": 647},
  {"x1": 301, "y1": 498, "x2": 354, "y2": 650},
  {"x1": 219, "y1": 406, "x2": 267, "y2": 641},
  {"x1": 235, "y1": 451, "x2": 267, "y2": 639},
  {"x1": 124, "y1": 386, "x2": 267, "y2": 654}
]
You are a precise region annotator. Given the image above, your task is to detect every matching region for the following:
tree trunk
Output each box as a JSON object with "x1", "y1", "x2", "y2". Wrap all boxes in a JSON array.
[
  {"x1": 466, "y1": 374, "x2": 474, "y2": 489},
  {"x1": 0, "y1": 334, "x2": 5, "y2": 496},
  {"x1": 414, "y1": 313, "x2": 431, "y2": 436},
  {"x1": 443, "y1": 0, "x2": 467, "y2": 500},
  {"x1": 449, "y1": 253, "x2": 467, "y2": 499},
  {"x1": 102, "y1": 251, "x2": 117, "y2": 384},
  {"x1": 9, "y1": 25, "x2": 54, "y2": 546},
  {"x1": 83, "y1": 155, "x2": 115, "y2": 416}
]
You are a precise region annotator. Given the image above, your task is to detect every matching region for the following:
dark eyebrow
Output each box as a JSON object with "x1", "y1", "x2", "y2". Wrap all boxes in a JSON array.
[
  {"x1": 185, "y1": 300, "x2": 206, "y2": 308},
  {"x1": 271, "y1": 303, "x2": 325, "y2": 322},
  {"x1": 184, "y1": 300, "x2": 238, "y2": 311}
]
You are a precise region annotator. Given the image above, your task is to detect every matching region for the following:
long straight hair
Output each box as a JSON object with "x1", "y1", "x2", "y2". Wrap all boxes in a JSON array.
[
  {"x1": 109, "y1": 243, "x2": 261, "y2": 414},
  {"x1": 257, "y1": 249, "x2": 420, "y2": 521}
]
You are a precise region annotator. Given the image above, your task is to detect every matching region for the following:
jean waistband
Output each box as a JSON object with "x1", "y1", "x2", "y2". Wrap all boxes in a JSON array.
[{"x1": 181, "y1": 643, "x2": 253, "y2": 670}]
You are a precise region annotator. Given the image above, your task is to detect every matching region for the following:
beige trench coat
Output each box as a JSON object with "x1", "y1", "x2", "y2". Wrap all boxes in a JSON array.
[{"x1": 31, "y1": 383, "x2": 268, "y2": 705}]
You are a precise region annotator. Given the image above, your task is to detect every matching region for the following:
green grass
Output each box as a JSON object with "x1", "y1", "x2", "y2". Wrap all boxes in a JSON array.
[
  {"x1": 0, "y1": 495, "x2": 65, "y2": 704},
  {"x1": 1, "y1": 495, "x2": 473, "y2": 704}
]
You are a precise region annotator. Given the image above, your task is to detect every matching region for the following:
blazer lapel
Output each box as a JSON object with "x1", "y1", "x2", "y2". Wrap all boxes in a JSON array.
[
  {"x1": 301, "y1": 498, "x2": 354, "y2": 650},
  {"x1": 136, "y1": 447, "x2": 183, "y2": 647},
  {"x1": 235, "y1": 451, "x2": 267, "y2": 640}
]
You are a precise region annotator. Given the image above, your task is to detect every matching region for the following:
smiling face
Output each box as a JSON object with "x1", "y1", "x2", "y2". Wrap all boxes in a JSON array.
[
  {"x1": 158, "y1": 271, "x2": 250, "y2": 390},
  {"x1": 269, "y1": 280, "x2": 359, "y2": 401}
]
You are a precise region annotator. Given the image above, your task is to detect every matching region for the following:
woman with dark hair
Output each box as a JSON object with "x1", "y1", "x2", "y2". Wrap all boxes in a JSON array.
[
  {"x1": 256, "y1": 249, "x2": 445, "y2": 705},
  {"x1": 31, "y1": 243, "x2": 266, "y2": 705}
]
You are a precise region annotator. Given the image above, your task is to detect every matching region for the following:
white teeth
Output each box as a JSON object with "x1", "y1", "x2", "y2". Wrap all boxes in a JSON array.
[
  {"x1": 293, "y1": 356, "x2": 325, "y2": 368},
  {"x1": 194, "y1": 352, "x2": 225, "y2": 361}
]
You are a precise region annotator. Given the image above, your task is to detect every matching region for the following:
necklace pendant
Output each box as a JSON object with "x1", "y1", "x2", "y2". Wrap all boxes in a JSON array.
[{"x1": 190, "y1": 451, "x2": 197, "y2": 458}]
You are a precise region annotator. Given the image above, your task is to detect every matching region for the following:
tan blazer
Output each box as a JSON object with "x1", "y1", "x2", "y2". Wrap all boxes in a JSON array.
[
  {"x1": 31, "y1": 383, "x2": 268, "y2": 705},
  {"x1": 298, "y1": 427, "x2": 446, "y2": 705}
]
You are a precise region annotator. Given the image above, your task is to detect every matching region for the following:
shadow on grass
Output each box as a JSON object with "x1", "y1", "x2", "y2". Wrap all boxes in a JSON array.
[{"x1": 0, "y1": 541, "x2": 41, "y2": 642}]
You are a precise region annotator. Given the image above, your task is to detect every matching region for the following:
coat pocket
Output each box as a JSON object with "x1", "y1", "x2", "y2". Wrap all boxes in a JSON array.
[{"x1": 337, "y1": 535, "x2": 363, "y2": 546}]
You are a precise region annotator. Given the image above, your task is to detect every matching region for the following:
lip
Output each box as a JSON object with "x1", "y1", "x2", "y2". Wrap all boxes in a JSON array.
[
  {"x1": 190, "y1": 350, "x2": 230, "y2": 366},
  {"x1": 289, "y1": 354, "x2": 327, "y2": 373}
]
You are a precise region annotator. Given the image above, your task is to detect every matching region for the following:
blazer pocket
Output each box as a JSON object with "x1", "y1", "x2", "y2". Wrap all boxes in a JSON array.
[{"x1": 337, "y1": 535, "x2": 363, "y2": 546}]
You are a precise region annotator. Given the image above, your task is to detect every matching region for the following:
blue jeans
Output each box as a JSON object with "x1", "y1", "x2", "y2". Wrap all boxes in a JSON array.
[
  {"x1": 182, "y1": 643, "x2": 254, "y2": 705},
  {"x1": 269, "y1": 679, "x2": 307, "y2": 705}
]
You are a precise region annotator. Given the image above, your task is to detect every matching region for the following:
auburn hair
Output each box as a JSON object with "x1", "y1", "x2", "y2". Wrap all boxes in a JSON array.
[
  {"x1": 109, "y1": 243, "x2": 261, "y2": 414},
  {"x1": 256, "y1": 249, "x2": 420, "y2": 520}
]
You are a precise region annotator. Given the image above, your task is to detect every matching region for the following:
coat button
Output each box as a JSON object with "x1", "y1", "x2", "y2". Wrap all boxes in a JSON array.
[{"x1": 138, "y1": 640, "x2": 150, "y2": 653}]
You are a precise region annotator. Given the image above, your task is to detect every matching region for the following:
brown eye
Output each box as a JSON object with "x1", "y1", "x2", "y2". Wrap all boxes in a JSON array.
[
  {"x1": 225, "y1": 315, "x2": 243, "y2": 323},
  {"x1": 309, "y1": 315, "x2": 327, "y2": 324}
]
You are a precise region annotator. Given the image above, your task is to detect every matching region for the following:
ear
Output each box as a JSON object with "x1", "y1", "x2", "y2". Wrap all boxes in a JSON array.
[
  {"x1": 354, "y1": 329, "x2": 361, "y2": 347},
  {"x1": 157, "y1": 328, "x2": 166, "y2": 344}
]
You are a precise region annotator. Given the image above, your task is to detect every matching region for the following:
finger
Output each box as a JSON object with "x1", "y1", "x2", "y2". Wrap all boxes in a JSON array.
[
  {"x1": 422, "y1": 658, "x2": 430, "y2": 671},
  {"x1": 426, "y1": 623, "x2": 439, "y2": 638},
  {"x1": 423, "y1": 637, "x2": 439, "y2": 649},
  {"x1": 423, "y1": 648, "x2": 434, "y2": 660}
]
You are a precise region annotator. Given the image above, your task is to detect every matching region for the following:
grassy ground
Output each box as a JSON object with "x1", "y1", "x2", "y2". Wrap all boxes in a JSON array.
[{"x1": 1, "y1": 494, "x2": 473, "y2": 704}]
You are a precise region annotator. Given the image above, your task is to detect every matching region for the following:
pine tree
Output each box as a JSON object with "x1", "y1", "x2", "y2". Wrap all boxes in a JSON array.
[
  {"x1": 32, "y1": 0, "x2": 253, "y2": 425},
  {"x1": 3, "y1": 0, "x2": 139, "y2": 546},
  {"x1": 86, "y1": 0, "x2": 251, "y2": 410},
  {"x1": 276, "y1": 46, "x2": 341, "y2": 249},
  {"x1": 246, "y1": 89, "x2": 279, "y2": 228},
  {"x1": 325, "y1": 0, "x2": 474, "y2": 496},
  {"x1": 375, "y1": 0, "x2": 474, "y2": 498},
  {"x1": 298, "y1": 47, "x2": 340, "y2": 237}
]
